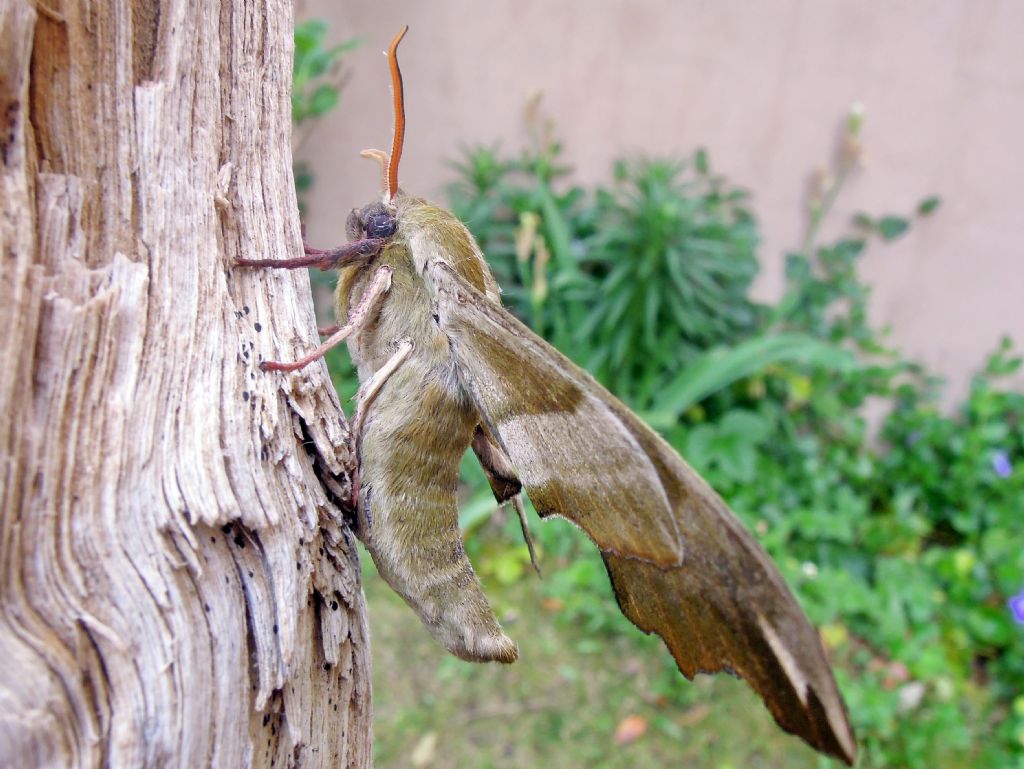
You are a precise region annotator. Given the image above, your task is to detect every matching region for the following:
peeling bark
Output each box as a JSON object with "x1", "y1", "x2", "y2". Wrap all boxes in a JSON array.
[{"x1": 0, "y1": 2, "x2": 372, "y2": 767}]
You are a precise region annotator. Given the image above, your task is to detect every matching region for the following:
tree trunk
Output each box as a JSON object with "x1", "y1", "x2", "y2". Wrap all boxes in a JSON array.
[{"x1": 0, "y1": 2, "x2": 372, "y2": 767}]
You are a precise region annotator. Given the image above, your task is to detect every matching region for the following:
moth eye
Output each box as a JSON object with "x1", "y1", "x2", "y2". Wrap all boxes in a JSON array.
[{"x1": 365, "y1": 212, "x2": 397, "y2": 239}]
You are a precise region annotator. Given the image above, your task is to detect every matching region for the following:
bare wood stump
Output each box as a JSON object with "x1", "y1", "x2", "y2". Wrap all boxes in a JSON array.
[{"x1": 0, "y1": 2, "x2": 372, "y2": 767}]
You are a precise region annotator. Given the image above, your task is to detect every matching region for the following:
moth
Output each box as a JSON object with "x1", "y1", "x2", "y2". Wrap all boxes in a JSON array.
[{"x1": 237, "y1": 27, "x2": 856, "y2": 765}]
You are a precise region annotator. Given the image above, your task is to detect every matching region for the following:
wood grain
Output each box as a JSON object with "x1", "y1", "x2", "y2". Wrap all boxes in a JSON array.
[{"x1": 0, "y1": 2, "x2": 371, "y2": 767}]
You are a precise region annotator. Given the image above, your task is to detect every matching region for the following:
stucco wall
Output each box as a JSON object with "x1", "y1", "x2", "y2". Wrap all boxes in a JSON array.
[{"x1": 296, "y1": 1, "x2": 1024, "y2": 402}]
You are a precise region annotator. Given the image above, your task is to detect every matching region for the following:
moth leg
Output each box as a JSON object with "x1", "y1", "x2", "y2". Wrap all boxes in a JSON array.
[
  {"x1": 350, "y1": 338, "x2": 415, "y2": 443},
  {"x1": 234, "y1": 236, "x2": 385, "y2": 271},
  {"x1": 510, "y1": 495, "x2": 541, "y2": 577},
  {"x1": 260, "y1": 265, "x2": 393, "y2": 373},
  {"x1": 471, "y1": 426, "x2": 541, "y2": 575},
  {"x1": 345, "y1": 338, "x2": 415, "y2": 515}
]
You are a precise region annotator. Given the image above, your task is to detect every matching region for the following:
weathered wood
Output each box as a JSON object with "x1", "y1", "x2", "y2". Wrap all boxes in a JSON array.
[{"x1": 0, "y1": 2, "x2": 372, "y2": 767}]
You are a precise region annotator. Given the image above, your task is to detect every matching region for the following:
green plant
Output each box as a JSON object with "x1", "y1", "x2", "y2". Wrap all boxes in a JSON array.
[
  {"x1": 292, "y1": 20, "x2": 360, "y2": 210},
  {"x1": 446, "y1": 135, "x2": 594, "y2": 347},
  {"x1": 450, "y1": 119, "x2": 772, "y2": 408},
  {"x1": 443, "y1": 106, "x2": 1024, "y2": 768},
  {"x1": 292, "y1": 20, "x2": 360, "y2": 125},
  {"x1": 579, "y1": 156, "x2": 760, "y2": 401}
]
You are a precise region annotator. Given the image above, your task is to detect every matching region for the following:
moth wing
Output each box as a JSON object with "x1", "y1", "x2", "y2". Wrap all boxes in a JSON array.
[{"x1": 432, "y1": 262, "x2": 856, "y2": 765}]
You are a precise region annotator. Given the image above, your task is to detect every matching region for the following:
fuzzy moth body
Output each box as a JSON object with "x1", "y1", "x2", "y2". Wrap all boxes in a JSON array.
[{"x1": 339, "y1": 200, "x2": 517, "y2": 663}]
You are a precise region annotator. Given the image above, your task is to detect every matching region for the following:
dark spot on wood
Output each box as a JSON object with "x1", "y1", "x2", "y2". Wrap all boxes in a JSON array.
[
  {"x1": 330, "y1": 600, "x2": 338, "y2": 611},
  {"x1": 272, "y1": 624, "x2": 278, "y2": 634},
  {"x1": 1, "y1": 101, "x2": 20, "y2": 167},
  {"x1": 244, "y1": 305, "x2": 250, "y2": 315},
  {"x1": 242, "y1": 391, "x2": 250, "y2": 401},
  {"x1": 262, "y1": 713, "x2": 270, "y2": 727},
  {"x1": 254, "y1": 322, "x2": 262, "y2": 332},
  {"x1": 204, "y1": 603, "x2": 211, "y2": 612},
  {"x1": 233, "y1": 533, "x2": 245, "y2": 548},
  {"x1": 221, "y1": 523, "x2": 232, "y2": 534},
  {"x1": 322, "y1": 662, "x2": 331, "y2": 671}
]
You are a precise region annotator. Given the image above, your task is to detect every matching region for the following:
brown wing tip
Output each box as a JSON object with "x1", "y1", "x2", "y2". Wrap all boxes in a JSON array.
[
  {"x1": 748, "y1": 610, "x2": 856, "y2": 763},
  {"x1": 603, "y1": 553, "x2": 856, "y2": 764},
  {"x1": 802, "y1": 686, "x2": 857, "y2": 765}
]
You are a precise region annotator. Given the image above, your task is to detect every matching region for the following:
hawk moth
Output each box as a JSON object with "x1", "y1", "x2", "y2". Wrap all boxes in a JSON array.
[{"x1": 237, "y1": 27, "x2": 856, "y2": 765}]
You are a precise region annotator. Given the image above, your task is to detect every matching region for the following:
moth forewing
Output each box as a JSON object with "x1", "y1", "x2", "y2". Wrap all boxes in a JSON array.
[{"x1": 429, "y1": 260, "x2": 856, "y2": 765}]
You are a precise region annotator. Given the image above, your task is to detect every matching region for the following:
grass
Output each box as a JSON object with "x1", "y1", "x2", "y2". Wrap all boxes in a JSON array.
[{"x1": 361, "y1": 538, "x2": 833, "y2": 769}]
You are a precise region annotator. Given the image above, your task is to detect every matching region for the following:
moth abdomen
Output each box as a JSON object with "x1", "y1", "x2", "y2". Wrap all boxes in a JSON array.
[{"x1": 356, "y1": 350, "x2": 518, "y2": 663}]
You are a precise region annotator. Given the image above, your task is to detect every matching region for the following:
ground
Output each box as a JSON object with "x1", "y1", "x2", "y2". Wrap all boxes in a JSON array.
[{"x1": 362, "y1": 545, "x2": 827, "y2": 769}]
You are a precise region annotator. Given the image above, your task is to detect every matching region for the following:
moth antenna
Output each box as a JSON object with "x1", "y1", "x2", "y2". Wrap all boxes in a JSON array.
[
  {"x1": 385, "y1": 25, "x2": 408, "y2": 202},
  {"x1": 359, "y1": 148, "x2": 390, "y2": 195}
]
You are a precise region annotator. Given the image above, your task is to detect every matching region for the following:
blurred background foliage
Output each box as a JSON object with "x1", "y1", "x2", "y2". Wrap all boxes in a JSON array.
[
  {"x1": 291, "y1": 20, "x2": 361, "y2": 214},
  {"x1": 294, "y1": 24, "x2": 1024, "y2": 769}
]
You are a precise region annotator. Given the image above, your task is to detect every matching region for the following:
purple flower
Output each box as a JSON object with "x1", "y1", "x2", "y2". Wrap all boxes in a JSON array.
[
  {"x1": 1010, "y1": 591, "x2": 1024, "y2": 625},
  {"x1": 992, "y1": 450, "x2": 1012, "y2": 478}
]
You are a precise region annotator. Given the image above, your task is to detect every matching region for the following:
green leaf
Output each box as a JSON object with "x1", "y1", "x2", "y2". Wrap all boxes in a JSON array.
[
  {"x1": 917, "y1": 196, "x2": 942, "y2": 216},
  {"x1": 293, "y1": 20, "x2": 327, "y2": 54},
  {"x1": 648, "y1": 333, "x2": 859, "y2": 425},
  {"x1": 694, "y1": 148, "x2": 709, "y2": 174},
  {"x1": 538, "y1": 187, "x2": 574, "y2": 270},
  {"x1": 681, "y1": 424, "x2": 715, "y2": 468},
  {"x1": 309, "y1": 84, "x2": 339, "y2": 117},
  {"x1": 457, "y1": 488, "x2": 498, "y2": 533},
  {"x1": 719, "y1": 409, "x2": 772, "y2": 442},
  {"x1": 853, "y1": 213, "x2": 875, "y2": 230},
  {"x1": 877, "y1": 215, "x2": 910, "y2": 241}
]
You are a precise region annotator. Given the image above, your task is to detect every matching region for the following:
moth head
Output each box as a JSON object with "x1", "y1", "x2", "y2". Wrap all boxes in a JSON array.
[{"x1": 346, "y1": 201, "x2": 398, "y2": 242}]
